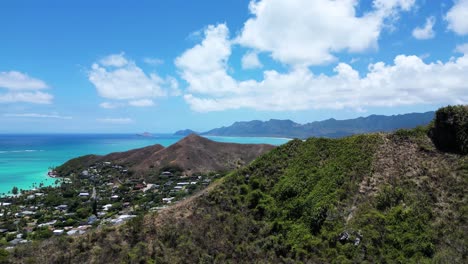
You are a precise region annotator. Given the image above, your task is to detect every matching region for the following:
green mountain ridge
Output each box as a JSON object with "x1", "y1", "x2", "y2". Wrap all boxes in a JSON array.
[
  {"x1": 6, "y1": 106, "x2": 467, "y2": 263},
  {"x1": 188, "y1": 111, "x2": 436, "y2": 138}
]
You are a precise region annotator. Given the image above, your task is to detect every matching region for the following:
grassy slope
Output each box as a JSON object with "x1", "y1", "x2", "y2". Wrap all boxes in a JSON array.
[{"x1": 7, "y1": 129, "x2": 467, "y2": 263}]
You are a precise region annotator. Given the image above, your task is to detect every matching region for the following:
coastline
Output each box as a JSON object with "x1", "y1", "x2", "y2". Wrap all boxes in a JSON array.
[
  {"x1": 0, "y1": 170, "x2": 54, "y2": 198},
  {"x1": 0, "y1": 134, "x2": 289, "y2": 198}
]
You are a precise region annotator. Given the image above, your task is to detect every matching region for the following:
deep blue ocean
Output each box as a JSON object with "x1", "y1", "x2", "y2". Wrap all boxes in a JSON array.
[{"x1": 0, "y1": 134, "x2": 290, "y2": 195}]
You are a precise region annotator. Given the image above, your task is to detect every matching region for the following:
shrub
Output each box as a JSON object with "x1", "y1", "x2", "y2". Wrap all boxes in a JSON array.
[
  {"x1": 429, "y1": 105, "x2": 468, "y2": 154},
  {"x1": 0, "y1": 248, "x2": 9, "y2": 264}
]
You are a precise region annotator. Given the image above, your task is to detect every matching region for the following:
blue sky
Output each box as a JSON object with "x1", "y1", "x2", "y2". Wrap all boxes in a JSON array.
[{"x1": 1, "y1": 0, "x2": 467, "y2": 133}]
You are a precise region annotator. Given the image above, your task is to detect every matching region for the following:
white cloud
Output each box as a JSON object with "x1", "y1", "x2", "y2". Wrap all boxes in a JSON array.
[
  {"x1": 99, "y1": 102, "x2": 123, "y2": 109},
  {"x1": 4, "y1": 113, "x2": 72, "y2": 119},
  {"x1": 0, "y1": 71, "x2": 53, "y2": 104},
  {"x1": 99, "y1": 53, "x2": 129, "y2": 67},
  {"x1": 456, "y1": 43, "x2": 468, "y2": 53},
  {"x1": 0, "y1": 71, "x2": 48, "y2": 90},
  {"x1": 128, "y1": 99, "x2": 154, "y2": 107},
  {"x1": 175, "y1": 1, "x2": 467, "y2": 114},
  {"x1": 176, "y1": 25, "x2": 231, "y2": 74},
  {"x1": 241, "y1": 51, "x2": 263, "y2": 69},
  {"x1": 167, "y1": 76, "x2": 181, "y2": 96},
  {"x1": 97, "y1": 118, "x2": 133, "y2": 124},
  {"x1": 181, "y1": 30, "x2": 468, "y2": 112},
  {"x1": 236, "y1": 0, "x2": 415, "y2": 66},
  {"x1": 412, "y1": 16, "x2": 436, "y2": 40},
  {"x1": 446, "y1": 0, "x2": 468, "y2": 35},
  {"x1": 143, "y1": 57, "x2": 164, "y2": 66},
  {"x1": 372, "y1": 0, "x2": 415, "y2": 13},
  {"x1": 89, "y1": 53, "x2": 177, "y2": 107},
  {"x1": 0, "y1": 92, "x2": 53, "y2": 104},
  {"x1": 100, "y1": 99, "x2": 158, "y2": 108},
  {"x1": 175, "y1": 24, "x2": 240, "y2": 96},
  {"x1": 350, "y1": 58, "x2": 361, "y2": 64}
]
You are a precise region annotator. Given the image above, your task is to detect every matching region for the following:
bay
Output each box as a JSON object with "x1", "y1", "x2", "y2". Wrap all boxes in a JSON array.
[{"x1": 0, "y1": 134, "x2": 289, "y2": 195}]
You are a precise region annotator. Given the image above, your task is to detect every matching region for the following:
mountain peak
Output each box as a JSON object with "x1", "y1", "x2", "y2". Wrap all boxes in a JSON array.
[
  {"x1": 179, "y1": 133, "x2": 207, "y2": 143},
  {"x1": 58, "y1": 134, "x2": 275, "y2": 177}
]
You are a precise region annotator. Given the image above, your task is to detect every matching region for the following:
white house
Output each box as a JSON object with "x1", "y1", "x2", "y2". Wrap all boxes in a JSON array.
[
  {"x1": 162, "y1": 197, "x2": 175, "y2": 204},
  {"x1": 53, "y1": 230, "x2": 64, "y2": 235},
  {"x1": 102, "y1": 204, "x2": 112, "y2": 211}
]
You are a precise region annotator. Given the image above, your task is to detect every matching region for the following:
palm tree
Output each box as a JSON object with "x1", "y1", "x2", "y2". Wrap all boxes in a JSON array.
[{"x1": 12, "y1": 186, "x2": 18, "y2": 195}]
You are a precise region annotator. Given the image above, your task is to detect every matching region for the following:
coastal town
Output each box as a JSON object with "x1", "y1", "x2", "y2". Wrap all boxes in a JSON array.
[{"x1": 0, "y1": 160, "x2": 221, "y2": 251}]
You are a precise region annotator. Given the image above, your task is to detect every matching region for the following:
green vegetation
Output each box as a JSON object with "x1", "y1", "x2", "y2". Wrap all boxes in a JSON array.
[
  {"x1": 202, "y1": 111, "x2": 435, "y2": 138},
  {"x1": 0, "y1": 248, "x2": 9, "y2": 264},
  {"x1": 4, "y1": 106, "x2": 468, "y2": 263},
  {"x1": 430, "y1": 105, "x2": 468, "y2": 154},
  {"x1": 10, "y1": 188, "x2": 18, "y2": 196},
  {"x1": 0, "y1": 159, "x2": 222, "y2": 257}
]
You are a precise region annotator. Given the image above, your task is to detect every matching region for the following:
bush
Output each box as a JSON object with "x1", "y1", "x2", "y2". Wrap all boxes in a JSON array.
[
  {"x1": 32, "y1": 227, "x2": 53, "y2": 240},
  {"x1": 0, "y1": 248, "x2": 9, "y2": 264},
  {"x1": 429, "y1": 105, "x2": 468, "y2": 154}
]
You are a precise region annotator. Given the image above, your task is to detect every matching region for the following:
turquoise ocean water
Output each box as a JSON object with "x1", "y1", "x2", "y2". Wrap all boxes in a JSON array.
[{"x1": 0, "y1": 134, "x2": 289, "y2": 195}]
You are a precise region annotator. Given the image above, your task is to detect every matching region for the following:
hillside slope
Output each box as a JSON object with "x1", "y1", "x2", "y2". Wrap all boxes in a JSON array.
[
  {"x1": 201, "y1": 111, "x2": 435, "y2": 138},
  {"x1": 134, "y1": 134, "x2": 275, "y2": 174},
  {"x1": 8, "y1": 107, "x2": 467, "y2": 263},
  {"x1": 173, "y1": 129, "x2": 198, "y2": 136},
  {"x1": 56, "y1": 134, "x2": 275, "y2": 177}
]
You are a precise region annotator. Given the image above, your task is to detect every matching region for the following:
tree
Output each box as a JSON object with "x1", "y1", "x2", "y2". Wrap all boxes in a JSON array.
[
  {"x1": 429, "y1": 105, "x2": 468, "y2": 154},
  {"x1": 12, "y1": 186, "x2": 18, "y2": 195}
]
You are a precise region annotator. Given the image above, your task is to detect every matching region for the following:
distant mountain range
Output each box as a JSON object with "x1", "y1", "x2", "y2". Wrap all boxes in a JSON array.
[{"x1": 175, "y1": 111, "x2": 435, "y2": 139}]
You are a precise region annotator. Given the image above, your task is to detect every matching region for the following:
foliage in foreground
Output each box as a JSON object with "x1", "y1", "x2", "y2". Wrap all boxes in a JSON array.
[
  {"x1": 429, "y1": 105, "x2": 468, "y2": 154},
  {"x1": 7, "y1": 109, "x2": 468, "y2": 263}
]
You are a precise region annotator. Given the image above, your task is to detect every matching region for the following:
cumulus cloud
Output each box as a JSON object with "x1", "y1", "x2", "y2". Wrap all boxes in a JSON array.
[
  {"x1": 456, "y1": 43, "x2": 468, "y2": 53},
  {"x1": 178, "y1": 22, "x2": 468, "y2": 112},
  {"x1": 0, "y1": 92, "x2": 53, "y2": 104},
  {"x1": 446, "y1": 0, "x2": 468, "y2": 35},
  {"x1": 241, "y1": 51, "x2": 263, "y2": 69},
  {"x1": 185, "y1": 53, "x2": 468, "y2": 111},
  {"x1": 412, "y1": 16, "x2": 436, "y2": 40},
  {"x1": 173, "y1": 0, "x2": 468, "y2": 113},
  {"x1": 99, "y1": 53, "x2": 129, "y2": 67},
  {"x1": 236, "y1": 0, "x2": 415, "y2": 66},
  {"x1": 97, "y1": 118, "x2": 133, "y2": 124},
  {"x1": 4, "y1": 113, "x2": 72, "y2": 119},
  {"x1": 175, "y1": 24, "x2": 240, "y2": 96},
  {"x1": 89, "y1": 53, "x2": 177, "y2": 107}
]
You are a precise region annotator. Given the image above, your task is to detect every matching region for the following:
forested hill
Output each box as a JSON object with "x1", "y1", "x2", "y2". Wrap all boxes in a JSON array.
[
  {"x1": 7, "y1": 106, "x2": 467, "y2": 263},
  {"x1": 199, "y1": 111, "x2": 435, "y2": 138}
]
